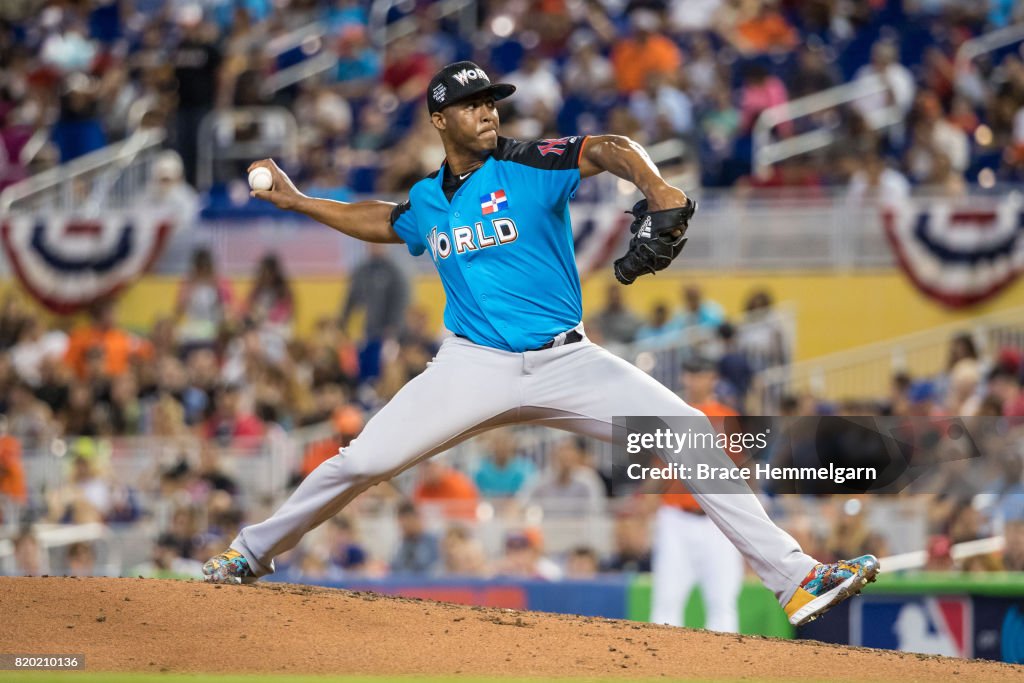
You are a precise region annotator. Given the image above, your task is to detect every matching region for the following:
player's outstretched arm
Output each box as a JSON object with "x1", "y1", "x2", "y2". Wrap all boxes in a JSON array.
[
  {"x1": 578, "y1": 135, "x2": 688, "y2": 211},
  {"x1": 247, "y1": 159, "x2": 402, "y2": 244}
]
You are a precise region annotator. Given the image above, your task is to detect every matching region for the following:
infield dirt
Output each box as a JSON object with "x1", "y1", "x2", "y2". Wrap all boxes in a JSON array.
[{"x1": 1, "y1": 577, "x2": 1021, "y2": 682}]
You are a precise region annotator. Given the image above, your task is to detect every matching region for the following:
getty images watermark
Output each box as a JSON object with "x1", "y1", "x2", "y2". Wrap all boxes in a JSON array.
[
  {"x1": 611, "y1": 415, "x2": 992, "y2": 496},
  {"x1": 624, "y1": 426, "x2": 878, "y2": 485}
]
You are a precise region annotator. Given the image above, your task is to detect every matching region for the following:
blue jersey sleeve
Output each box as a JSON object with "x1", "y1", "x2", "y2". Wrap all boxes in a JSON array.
[{"x1": 390, "y1": 199, "x2": 425, "y2": 256}]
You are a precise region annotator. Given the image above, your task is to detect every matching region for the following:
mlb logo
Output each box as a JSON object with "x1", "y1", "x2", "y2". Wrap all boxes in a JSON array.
[
  {"x1": 481, "y1": 190, "x2": 509, "y2": 215},
  {"x1": 852, "y1": 597, "x2": 972, "y2": 658}
]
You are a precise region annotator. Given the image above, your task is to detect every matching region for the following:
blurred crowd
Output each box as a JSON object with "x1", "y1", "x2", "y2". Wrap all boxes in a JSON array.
[
  {"x1": 0, "y1": 243, "x2": 795, "y2": 447},
  {"x1": 0, "y1": 247, "x2": 422, "y2": 485},
  {"x1": 2, "y1": 0, "x2": 1024, "y2": 582},
  {"x1": 0, "y1": 256, "x2": 1022, "y2": 579},
  {"x1": 3, "y1": 0, "x2": 1024, "y2": 203}
]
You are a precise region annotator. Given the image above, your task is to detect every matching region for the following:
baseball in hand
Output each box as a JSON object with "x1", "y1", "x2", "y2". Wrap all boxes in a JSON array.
[{"x1": 248, "y1": 167, "x2": 274, "y2": 192}]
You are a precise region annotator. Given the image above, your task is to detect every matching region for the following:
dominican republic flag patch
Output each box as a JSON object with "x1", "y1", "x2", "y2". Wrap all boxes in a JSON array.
[{"x1": 481, "y1": 190, "x2": 508, "y2": 215}]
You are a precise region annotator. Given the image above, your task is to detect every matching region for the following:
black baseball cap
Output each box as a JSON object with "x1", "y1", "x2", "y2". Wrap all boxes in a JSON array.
[{"x1": 427, "y1": 61, "x2": 516, "y2": 114}]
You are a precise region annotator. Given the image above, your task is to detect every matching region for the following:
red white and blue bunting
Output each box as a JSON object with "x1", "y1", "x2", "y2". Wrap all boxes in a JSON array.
[
  {"x1": 883, "y1": 199, "x2": 1024, "y2": 308},
  {"x1": 1, "y1": 212, "x2": 173, "y2": 314}
]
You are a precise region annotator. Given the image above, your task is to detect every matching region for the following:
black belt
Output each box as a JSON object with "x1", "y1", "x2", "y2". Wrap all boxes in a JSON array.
[
  {"x1": 455, "y1": 329, "x2": 584, "y2": 350},
  {"x1": 532, "y1": 329, "x2": 583, "y2": 351}
]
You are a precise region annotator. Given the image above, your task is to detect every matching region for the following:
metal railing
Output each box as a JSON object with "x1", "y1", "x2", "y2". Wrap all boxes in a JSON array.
[
  {"x1": 17, "y1": 128, "x2": 52, "y2": 170},
  {"x1": 0, "y1": 128, "x2": 166, "y2": 214},
  {"x1": 0, "y1": 522, "x2": 117, "y2": 576},
  {"x1": 262, "y1": 51, "x2": 341, "y2": 96},
  {"x1": 15, "y1": 185, "x2": 905, "y2": 278},
  {"x1": 955, "y1": 22, "x2": 1024, "y2": 79},
  {"x1": 0, "y1": 494, "x2": 19, "y2": 536},
  {"x1": 174, "y1": 188, "x2": 1019, "y2": 277},
  {"x1": 600, "y1": 304, "x2": 796, "y2": 393},
  {"x1": 260, "y1": 20, "x2": 340, "y2": 96},
  {"x1": 760, "y1": 304, "x2": 1024, "y2": 401},
  {"x1": 369, "y1": 0, "x2": 477, "y2": 48},
  {"x1": 752, "y1": 74, "x2": 902, "y2": 176},
  {"x1": 10, "y1": 435, "x2": 975, "y2": 571},
  {"x1": 881, "y1": 536, "x2": 1006, "y2": 573}
]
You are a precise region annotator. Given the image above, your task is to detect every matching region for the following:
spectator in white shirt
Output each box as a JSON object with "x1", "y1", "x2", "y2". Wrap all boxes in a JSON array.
[
  {"x1": 10, "y1": 317, "x2": 68, "y2": 387},
  {"x1": 520, "y1": 437, "x2": 606, "y2": 517},
  {"x1": 669, "y1": 0, "x2": 723, "y2": 33},
  {"x1": 852, "y1": 40, "x2": 916, "y2": 128},
  {"x1": 629, "y1": 71, "x2": 694, "y2": 142},
  {"x1": 905, "y1": 91, "x2": 970, "y2": 181},
  {"x1": 846, "y1": 150, "x2": 911, "y2": 206},
  {"x1": 563, "y1": 30, "x2": 614, "y2": 96},
  {"x1": 505, "y1": 53, "x2": 563, "y2": 121}
]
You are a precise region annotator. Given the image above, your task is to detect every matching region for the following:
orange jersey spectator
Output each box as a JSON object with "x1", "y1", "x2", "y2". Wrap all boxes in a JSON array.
[
  {"x1": 0, "y1": 433, "x2": 27, "y2": 505},
  {"x1": 734, "y1": 10, "x2": 798, "y2": 55},
  {"x1": 611, "y1": 12, "x2": 682, "y2": 94},
  {"x1": 302, "y1": 439, "x2": 340, "y2": 480},
  {"x1": 299, "y1": 406, "x2": 365, "y2": 478},
  {"x1": 64, "y1": 302, "x2": 152, "y2": 379},
  {"x1": 414, "y1": 461, "x2": 479, "y2": 519},
  {"x1": 661, "y1": 399, "x2": 741, "y2": 513}
]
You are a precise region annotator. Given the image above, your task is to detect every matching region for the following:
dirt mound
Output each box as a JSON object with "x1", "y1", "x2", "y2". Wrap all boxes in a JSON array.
[{"x1": 0, "y1": 577, "x2": 1019, "y2": 681}]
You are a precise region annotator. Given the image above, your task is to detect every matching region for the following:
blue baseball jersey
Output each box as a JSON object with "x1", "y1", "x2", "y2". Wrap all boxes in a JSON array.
[{"x1": 390, "y1": 135, "x2": 589, "y2": 352}]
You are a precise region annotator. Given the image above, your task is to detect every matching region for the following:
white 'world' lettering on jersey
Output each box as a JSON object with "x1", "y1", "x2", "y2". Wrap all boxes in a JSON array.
[{"x1": 426, "y1": 219, "x2": 519, "y2": 261}]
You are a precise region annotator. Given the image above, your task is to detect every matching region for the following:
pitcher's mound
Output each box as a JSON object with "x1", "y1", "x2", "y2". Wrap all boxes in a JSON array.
[{"x1": 0, "y1": 577, "x2": 1020, "y2": 682}]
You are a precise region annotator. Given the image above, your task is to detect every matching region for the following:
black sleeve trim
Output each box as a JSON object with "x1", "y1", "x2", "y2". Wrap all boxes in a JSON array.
[
  {"x1": 494, "y1": 136, "x2": 587, "y2": 171},
  {"x1": 390, "y1": 200, "x2": 412, "y2": 226}
]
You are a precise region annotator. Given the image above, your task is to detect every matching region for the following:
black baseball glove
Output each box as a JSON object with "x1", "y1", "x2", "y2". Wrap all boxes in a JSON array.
[{"x1": 613, "y1": 197, "x2": 697, "y2": 285}]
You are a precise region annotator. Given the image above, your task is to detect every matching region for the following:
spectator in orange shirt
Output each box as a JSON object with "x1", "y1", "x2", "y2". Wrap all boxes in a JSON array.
[
  {"x1": 413, "y1": 459, "x2": 479, "y2": 519},
  {"x1": 684, "y1": 355, "x2": 741, "y2": 420},
  {"x1": 659, "y1": 355, "x2": 741, "y2": 514},
  {"x1": 727, "y1": 0, "x2": 798, "y2": 56},
  {"x1": 0, "y1": 420, "x2": 27, "y2": 506},
  {"x1": 64, "y1": 299, "x2": 152, "y2": 380},
  {"x1": 298, "y1": 404, "x2": 365, "y2": 480},
  {"x1": 611, "y1": 10, "x2": 683, "y2": 95}
]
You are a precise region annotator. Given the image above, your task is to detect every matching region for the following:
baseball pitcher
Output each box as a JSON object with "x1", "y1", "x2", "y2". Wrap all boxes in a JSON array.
[{"x1": 203, "y1": 61, "x2": 879, "y2": 627}]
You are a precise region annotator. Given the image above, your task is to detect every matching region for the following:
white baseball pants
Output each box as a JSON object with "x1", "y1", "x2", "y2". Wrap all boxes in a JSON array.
[
  {"x1": 231, "y1": 335, "x2": 816, "y2": 603},
  {"x1": 650, "y1": 504, "x2": 744, "y2": 631}
]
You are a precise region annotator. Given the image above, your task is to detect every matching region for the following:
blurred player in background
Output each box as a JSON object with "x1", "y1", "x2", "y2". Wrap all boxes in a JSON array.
[{"x1": 651, "y1": 357, "x2": 743, "y2": 631}]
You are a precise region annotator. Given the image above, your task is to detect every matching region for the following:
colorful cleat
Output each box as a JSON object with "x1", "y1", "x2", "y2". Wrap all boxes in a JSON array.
[
  {"x1": 784, "y1": 554, "x2": 880, "y2": 627},
  {"x1": 202, "y1": 549, "x2": 256, "y2": 584}
]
